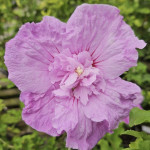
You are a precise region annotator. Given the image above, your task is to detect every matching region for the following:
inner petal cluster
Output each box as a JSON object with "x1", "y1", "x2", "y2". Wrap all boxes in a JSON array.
[{"x1": 49, "y1": 51, "x2": 105, "y2": 105}]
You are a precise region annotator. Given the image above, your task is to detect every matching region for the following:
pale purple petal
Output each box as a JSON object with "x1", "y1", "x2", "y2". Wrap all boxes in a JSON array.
[
  {"x1": 53, "y1": 88, "x2": 71, "y2": 97},
  {"x1": 20, "y1": 90, "x2": 59, "y2": 136},
  {"x1": 5, "y1": 16, "x2": 66, "y2": 93},
  {"x1": 82, "y1": 94, "x2": 108, "y2": 122},
  {"x1": 81, "y1": 67, "x2": 99, "y2": 87},
  {"x1": 66, "y1": 107, "x2": 109, "y2": 150},
  {"x1": 61, "y1": 72, "x2": 78, "y2": 88},
  {"x1": 77, "y1": 51, "x2": 93, "y2": 68},
  {"x1": 82, "y1": 78, "x2": 143, "y2": 130},
  {"x1": 106, "y1": 77, "x2": 143, "y2": 106},
  {"x1": 74, "y1": 86, "x2": 90, "y2": 105},
  {"x1": 52, "y1": 98, "x2": 78, "y2": 134},
  {"x1": 64, "y1": 4, "x2": 146, "y2": 79}
]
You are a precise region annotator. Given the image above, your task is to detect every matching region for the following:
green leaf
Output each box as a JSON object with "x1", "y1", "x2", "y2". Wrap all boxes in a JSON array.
[
  {"x1": 122, "y1": 130, "x2": 150, "y2": 150},
  {"x1": 0, "y1": 109, "x2": 21, "y2": 124},
  {"x1": 129, "y1": 107, "x2": 150, "y2": 127},
  {"x1": 99, "y1": 139, "x2": 112, "y2": 150},
  {"x1": 139, "y1": 140, "x2": 150, "y2": 150},
  {"x1": 129, "y1": 138, "x2": 143, "y2": 149},
  {"x1": 122, "y1": 130, "x2": 150, "y2": 140}
]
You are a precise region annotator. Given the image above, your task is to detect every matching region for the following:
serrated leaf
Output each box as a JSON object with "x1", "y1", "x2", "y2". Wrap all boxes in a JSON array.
[
  {"x1": 129, "y1": 108, "x2": 150, "y2": 127},
  {"x1": 122, "y1": 130, "x2": 150, "y2": 140},
  {"x1": 122, "y1": 130, "x2": 150, "y2": 150}
]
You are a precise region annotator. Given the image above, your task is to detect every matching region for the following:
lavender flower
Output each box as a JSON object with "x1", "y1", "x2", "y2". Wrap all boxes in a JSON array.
[{"x1": 5, "y1": 4, "x2": 146, "y2": 150}]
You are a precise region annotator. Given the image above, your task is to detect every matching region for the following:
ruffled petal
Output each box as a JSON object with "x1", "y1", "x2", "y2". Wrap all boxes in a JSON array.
[
  {"x1": 64, "y1": 4, "x2": 146, "y2": 78},
  {"x1": 82, "y1": 94, "x2": 108, "y2": 122},
  {"x1": 81, "y1": 67, "x2": 99, "y2": 87},
  {"x1": 52, "y1": 98, "x2": 78, "y2": 134},
  {"x1": 66, "y1": 107, "x2": 109, "y2": 150},
  {"x1": 20, "y1": 90, "x2": 59, "y2": 136},
  {"x1": 83, "y1": 77, "x2": 143, "y2": 130},
  {"x1": 77, "y1": 51, "x2": 92, "y2": 68},
  {"x1": 21, "y1": 91, "x2": 79, "y2": 136},
  {"x1": 53, "y1": 88, "x2": 71, "y2": 97},
  {"x1": 5, "y1": 16, "x2": 66, "y2": 93},
  {"x1": 61, "y1": 72, "x2": 78, "y2": 88},
  {"x1": 105, "y1": 77, "x2": 143, "y2": 106},
  {"x1": 74, "y1": 86, "x2": 90, "y2": 105}
]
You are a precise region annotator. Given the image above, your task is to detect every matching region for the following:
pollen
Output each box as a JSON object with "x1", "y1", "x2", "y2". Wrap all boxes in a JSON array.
[{"x1": 75, "y1": 66, "x2": 83, "y2": 76}]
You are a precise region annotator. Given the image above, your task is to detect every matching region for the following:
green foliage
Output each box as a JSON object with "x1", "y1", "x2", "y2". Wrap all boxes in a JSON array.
[
  {"x1": 0, "y1": 0, "x2": 150, "y2": 150},
  {"x1": 12, "y1": 132, "x2": 58, "y2": 150},
  {"x1": 1, "y1": 109, "x2": 22, "y2": 124},
  {"x1": 129, "y1": 107, "x2": 150, "y2": 127},
  {"x1": 124, "y1": 62, "x2": 150, "y2": 89},
  {"x1": 96, "y1": 123, "x2": 125, "y2": 150},
  {"x1": 121, "y1": 107, "x2": 150, "y2": 150},
  {"x1": 122, "y1": 130, "x2": 150, "y2": 150},
  {"x1": 142, "y1": 90, "x2": 150, "y2": 108},
  {"x1": 122, "y1": 130, "x2": 150, "y2": 140}
]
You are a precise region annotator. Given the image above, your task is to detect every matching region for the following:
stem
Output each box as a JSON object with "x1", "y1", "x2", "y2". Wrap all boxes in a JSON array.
[{"x1": 68, "y1": 148, "x2": 71, "y2": 150}]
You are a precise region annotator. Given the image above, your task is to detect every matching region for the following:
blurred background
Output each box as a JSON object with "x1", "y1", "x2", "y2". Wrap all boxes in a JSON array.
[{"x1": 0, "y1": 0, "x2": 150, "y2": 150}]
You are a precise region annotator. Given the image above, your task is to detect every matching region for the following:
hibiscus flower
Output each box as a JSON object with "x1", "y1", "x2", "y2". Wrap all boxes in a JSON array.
[{"x1": 5, "y1": 4, "x2": 146, "y2": 150}]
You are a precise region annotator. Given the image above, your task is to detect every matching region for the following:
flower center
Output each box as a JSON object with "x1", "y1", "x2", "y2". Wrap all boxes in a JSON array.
[{"x1": 75, "y1": 66, "x2": 83, "y2": 76}]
